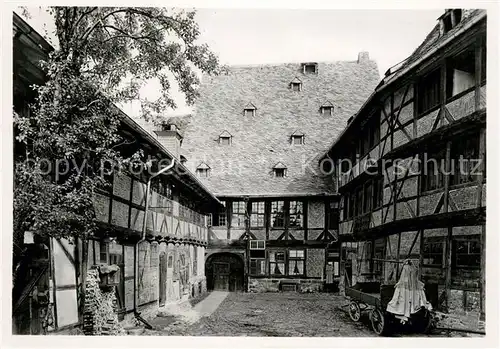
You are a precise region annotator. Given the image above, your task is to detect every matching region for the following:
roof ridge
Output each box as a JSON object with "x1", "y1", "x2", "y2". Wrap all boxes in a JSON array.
[{"x1": 223, "y1": 60, "x2": 371, "y2": 69}]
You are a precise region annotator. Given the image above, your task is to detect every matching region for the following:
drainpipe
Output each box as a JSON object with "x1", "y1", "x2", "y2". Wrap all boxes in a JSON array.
[{"x1": 134, "y1": 159, "x2": 175, "y2": 321}]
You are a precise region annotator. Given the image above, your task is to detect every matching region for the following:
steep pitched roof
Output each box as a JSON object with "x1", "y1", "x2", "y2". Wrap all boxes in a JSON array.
[
  {"x1": 321, "y1": 9, "x2": 486, "y2": 160},
  {"x1": 183, "y1": 58, "x2": 380, "y2": 196}
]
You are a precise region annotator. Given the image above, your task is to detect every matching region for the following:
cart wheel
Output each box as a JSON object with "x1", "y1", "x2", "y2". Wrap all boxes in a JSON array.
[
  {"x1": 370, "y1": 308, "x2": 389, "y2": 336},
  {"x1": 348, "y1": 301, "x2": 361, "y2": 322}
]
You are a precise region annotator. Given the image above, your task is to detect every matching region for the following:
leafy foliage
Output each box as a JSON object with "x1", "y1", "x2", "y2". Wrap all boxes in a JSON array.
[{"x1": 13, "y1": 7, "x2": 223, "y2": 248}]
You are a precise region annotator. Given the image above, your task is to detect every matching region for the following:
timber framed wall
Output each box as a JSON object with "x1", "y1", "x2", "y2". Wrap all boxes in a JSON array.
[
  {"x1": 207, "y1": 196, "x2": 340, "y2": 292},
  {"x1": 328, "y1": 12, "x2": 486, "y2": 318}
]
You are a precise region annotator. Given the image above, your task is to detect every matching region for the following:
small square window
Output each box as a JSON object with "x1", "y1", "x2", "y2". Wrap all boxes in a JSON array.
[
  {"x1": 244, "y1": 109, "x2": 256, "y2": 117},
  {"x1": 291, "y1": 135, "x2": 304, "y2": 145},
  {"x1": 303, "y1": 63, "x2": 317, "y2": 74},
  {"x1": 274, "y1": 168, "x2": 286, "y2": 178},
  {"x1": 250, "y1": 240, "x2": 266, "y2": 249},
  {"x1": 220, "y1": 137, "x2": 231, "y2": 145},
  {"x1": 321, "y1": 106, "x2": 334, "y2": 115},
  {"x1": 291, "y1": 82, "x2": 301, "y2": 91},
  {"x1": 196, "y1": 168, "x2": 210, "y2": 177}
]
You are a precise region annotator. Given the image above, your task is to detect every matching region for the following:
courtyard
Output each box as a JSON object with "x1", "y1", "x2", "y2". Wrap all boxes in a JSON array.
[{"x1": 139, "y1": 292, "x2": 477, "y2": 337}]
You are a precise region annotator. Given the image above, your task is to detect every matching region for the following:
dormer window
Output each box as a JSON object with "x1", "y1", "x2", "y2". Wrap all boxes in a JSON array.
[
  {"x1": 302, "y1": 62, "x2": 318, "y2": 74},
  {"x1": 196, "y1": 162, "x2": 211, "y2": 177},
  {"x1": 320, "y1": 101, "x2": 334, "y2": 115},
  {"x1": 218, "y1": 130, "x2": 232, "y2": 146},
  {"x1": 440, "y1": 9, "x2": 463, "y2": 35},
  {"x1": 243, "y1": 102, "x2": 257, "y2": 117},
  {"x1": 273, "y1": 162, "x2": 287, "y2": 178},
  {"x1": 290, "y1": 132, "x2": 305, "y2": 145},
  {"x1": 289, "y1": 77, "x2": 302, "y2": 91}
]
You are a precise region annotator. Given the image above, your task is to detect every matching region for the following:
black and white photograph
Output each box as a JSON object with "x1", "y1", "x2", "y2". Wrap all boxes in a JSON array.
[{"x1": 2, "y1": 1, "x2": 498, "y2": 347}]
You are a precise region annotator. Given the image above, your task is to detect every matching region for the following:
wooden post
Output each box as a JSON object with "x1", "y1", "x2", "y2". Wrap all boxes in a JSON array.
[
  {"x1": 396, "y1": 233, "x2": 401, "y2": 279},
  {"x1": 475, "y1": 38, "x2": 483, "y2": 111},
  {"x1": 443, "y1": 140, "x2": 452, "y2": 311},
  {"x1": 476, "y1": 127, "x2": 486, "y2": 322}
]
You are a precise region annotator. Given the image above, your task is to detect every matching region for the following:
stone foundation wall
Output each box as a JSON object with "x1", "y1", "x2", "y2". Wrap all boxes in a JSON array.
[{"x1": 248, "y1": 278, "x2": 323, "y2": 293}]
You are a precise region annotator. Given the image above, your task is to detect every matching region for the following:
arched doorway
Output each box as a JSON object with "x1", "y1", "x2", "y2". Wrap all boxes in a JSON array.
[{"x1": 206, "y1": 253, "x2": 244, "y2": 291}]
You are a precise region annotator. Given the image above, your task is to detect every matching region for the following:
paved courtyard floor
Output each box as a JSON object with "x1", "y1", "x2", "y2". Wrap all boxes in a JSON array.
[{"x1": 140, "y1": 292, "x2": 481, "y2": 337}]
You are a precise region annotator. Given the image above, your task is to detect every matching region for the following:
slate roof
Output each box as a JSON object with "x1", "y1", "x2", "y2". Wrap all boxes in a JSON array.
[
  {"x1": 321, "y1": 9, "x2": 486, "y2": 159},
  {"x1": 182, "y1": 58, "x2": 380, "y2": 196}
]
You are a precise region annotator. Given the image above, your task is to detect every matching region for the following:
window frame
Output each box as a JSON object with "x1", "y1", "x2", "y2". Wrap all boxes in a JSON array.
[
  {"x1": 417, "y1": 68, "x2": 441, "y2": 115},
  {"x1": 320, "y1": 106, "x2": 334, "y2": 115},
  {"x1": 243, "y1": 108, "x2": 256, "y2": 117},
  {"x1": 269, "y1": 250, "x2": 286, "y2": 276},
  {"x1": 421, "y1": 148, "x2": 446, "y2": 193},
  {"x1": 288, "y1": 249, "x2": 305, "y2": 276},
  {"x1": 291, "y1": 135, "x2": 304, "y2": 145},
  {"x1": 219, "y1": 136, "x2": 232, "y2": 146},
  {"x1": 454, "y1": 237, "x2": 481, "y2": 269},
  {"x1": 288, "y1": 201, "x2": 303, "y2": 229},
  {"x1": 449, "y1": 133, "x2": 481, "y2": 187},
  {"x1": 250, "y1": 202, "x2": 265, "y2": 228},
  {"x1": 231, "y1": 201, "x2": 246, "y2": 228},
  {"x1": 271, "y1": 201, "x2": 285, "y2": 228},
  {"x1": 422, "y1": 236, "x2": 445, "y2": 267},
  {"x1": 274, "y1": 168, "x2": 287, "y2": 178},
  {"x1": 196, "y1": 168, "x2": 210, "y2": 178},
  {"x1": 290, "y1": 82, "x2": 302, "y2": 91}
]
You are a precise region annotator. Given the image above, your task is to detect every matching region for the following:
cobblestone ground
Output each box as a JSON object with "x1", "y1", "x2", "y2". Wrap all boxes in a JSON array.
[{"x1": 141, "y1": 292, "x2": 482, "y2": 337}]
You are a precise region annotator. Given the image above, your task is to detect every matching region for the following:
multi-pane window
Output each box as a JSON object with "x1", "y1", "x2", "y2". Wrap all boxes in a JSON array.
[
  {"x1": 454, "y1": 238, "x2": 481, "y2": 268},
  {"x1": 213, "y1": 201, "x2": 227, "y2": 226},
  {"x1": 417, "y1": 68, "x2": 441, "y2": 114},
  {"x1": 271, "y1": 201, "x2": 285, "y2": 228},
  {"x1": 422, "y1": 237, "x2": 445, "y2": 267},
  {"x1": 250, "y1": 202, "x2": 265, "y2": 227},
  {"x1": 289, "y1": 201, "x2": 303, "y2": 228},
  {"x1": 269, "y1": 251, "x2": 285, "y2": 275},
  {"x1": 99, "y1": 241, "x2": 108, "y2": 263},
  {"x1": 249, "y1": 240, "x2": 266, "y2": 275},
  {"x1": 288, "y1": 250, "x2": 305, "y2": 275},
  {"x1": 422, "y1": 148, "x2": 445, "y2": 192},
  {"x1": 450, "y1": 135, "x2": 480, "y2": 186},
  {"x1": 231, "y1": 201, "x2": 246, "y2": 228}
]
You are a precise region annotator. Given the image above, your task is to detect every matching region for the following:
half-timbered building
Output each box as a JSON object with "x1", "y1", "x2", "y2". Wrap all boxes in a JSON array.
[
  {"x1": 321, "y1": 9, "x2": 486, "y2": 320},
  {"x1": 13, "y1": 12, "x2": 219, "y2": 334},
  {"x1": 181, "y1": 57, "x2": 380, "y2": 292}
]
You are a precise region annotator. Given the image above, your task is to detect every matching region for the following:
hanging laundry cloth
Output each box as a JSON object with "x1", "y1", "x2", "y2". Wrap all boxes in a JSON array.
[{"x1": 386, "y1": 260, "x2": 432, "y2": 323}]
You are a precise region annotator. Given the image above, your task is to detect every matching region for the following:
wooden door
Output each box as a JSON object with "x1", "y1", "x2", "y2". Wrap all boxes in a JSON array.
[
  {"x1": 159, "y1": 252, "x2": 167, "y2": 306},
  {"x1": 213, "y1": 262, "x2": 230, "y2": 291},
  {"x1": 166, "y1": 254, "x2": 178, "y2": 301}
]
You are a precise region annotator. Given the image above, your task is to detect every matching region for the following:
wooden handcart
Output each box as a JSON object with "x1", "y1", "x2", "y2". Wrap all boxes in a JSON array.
[{"x1": 345, "y1": 281, "x2": 435, "y2": 336}]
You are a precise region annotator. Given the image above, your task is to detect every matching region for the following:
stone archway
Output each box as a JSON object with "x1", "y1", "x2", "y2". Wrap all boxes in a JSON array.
[{"x1": 205, "y1": 253, "x2": 245, "y2": 292}]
